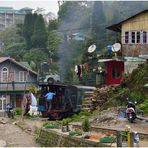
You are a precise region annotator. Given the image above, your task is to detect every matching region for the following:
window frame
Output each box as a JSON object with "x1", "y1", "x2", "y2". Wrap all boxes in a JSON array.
[
  {"x1": 125, "y1": 31, "x2": 129, "y2": 43},
  {"x1": 136, "y1": 31, "x2": 141, "y2": 43},
  {"x1": 1, "y1": 67, "x2": 8, "y2": 82},
  {"x1": 143, "y1": 31, "x2": 147, "y2": 44},
  {"x1": 131, "y1": 31, "x2": 136, "y2": 44},
  {"x1": 8, "y1": 71, "x2": 15, "y2": 82},
  {"x1": 124, "y1": 31, "x2": 147, "y2": 44},
  {"x1": 19, "y1": 71, "x2": 28, "y2": 82}
]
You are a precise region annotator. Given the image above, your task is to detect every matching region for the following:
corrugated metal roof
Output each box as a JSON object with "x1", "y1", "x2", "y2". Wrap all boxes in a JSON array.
[
  {"x1": 124, "y1": 57, "x2": 146, "y2": 62},
  {"x1": 98, "y1": 58, "x2": 124, "y2": 62},
  {"x1": 106, "y1": 10, "x2": 148, "y2": 32},
  {"x1": 0, "y1": 57, "x2": 37, "y2": 75},
  {"x1": 73, "y1": 85, "x2": 96, "y2": 90}
]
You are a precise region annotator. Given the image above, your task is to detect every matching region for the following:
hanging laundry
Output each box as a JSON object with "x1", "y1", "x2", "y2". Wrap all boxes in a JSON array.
[
  {"x1": 77, "y1": 65, "x2": 81, "y2": 78},
  {"x1": 74, "y1": 65, "x2": 78, "y2": 74},
  {"x1": 24, "y1": 95, "x2": 31, "y2": 116},
  {"x1": 80, "y1": 64, "x2": 83, "y2": 78},
  {"x1": 84, "y1": 63, "x2": 89, "y2": 71},
  {"x1": 30, "y1": 93, "x2": 37, "y2": 106}
]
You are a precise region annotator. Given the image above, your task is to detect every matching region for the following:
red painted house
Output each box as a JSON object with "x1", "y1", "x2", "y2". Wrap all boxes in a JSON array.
[{"x1": 98, "y1": 59, "x2": 124, "y2": 85}]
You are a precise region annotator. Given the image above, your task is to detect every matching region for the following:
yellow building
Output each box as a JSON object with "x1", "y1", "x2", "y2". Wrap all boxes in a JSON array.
[{"x1": 107, "y1": 10, "x2": 148, "y2": 73}]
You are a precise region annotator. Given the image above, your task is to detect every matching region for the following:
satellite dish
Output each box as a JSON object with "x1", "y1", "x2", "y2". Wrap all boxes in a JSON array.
[
  {"x1": 112, "y1": 43, "x2": 121, "y2": 52},
  {"x1": 88, "y1": 44, "x2": 96, "y2": 53}
]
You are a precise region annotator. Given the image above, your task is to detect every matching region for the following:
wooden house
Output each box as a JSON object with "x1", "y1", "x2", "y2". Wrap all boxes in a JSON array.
[
  {"x1": 0, "y1": 57, "x2": 37, "y2": 115},
  {"x1": 106, "y1": 10, "x2": 148, "y2": 73}
]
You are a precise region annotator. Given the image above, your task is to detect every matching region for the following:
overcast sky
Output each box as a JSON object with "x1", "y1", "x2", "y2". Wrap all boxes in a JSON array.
[{"x1": 0, "y1": 0, "x2": 59, "y2": 15}]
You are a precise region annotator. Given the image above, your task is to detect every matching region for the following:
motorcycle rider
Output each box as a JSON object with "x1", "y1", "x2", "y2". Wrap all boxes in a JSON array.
[
  {"x1": 127, "y1": 101, "x2": 136, "y2": 110},
  {"x1": 126, "y1": 100, "x2": 137, "y2": 120}
]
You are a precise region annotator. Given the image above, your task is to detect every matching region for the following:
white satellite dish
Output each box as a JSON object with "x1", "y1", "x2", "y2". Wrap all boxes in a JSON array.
[
  {"x1": 88, "y1": 44, "x2": 96, "y2": 53},
  {"x1": 112, "y1": 43, "x2": 121, "y2": 52}
]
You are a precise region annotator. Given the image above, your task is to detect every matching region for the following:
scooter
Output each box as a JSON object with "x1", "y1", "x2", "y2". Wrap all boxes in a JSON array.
[{"x1": 126, "y1": 101, "x2": 136, "y2": 123}]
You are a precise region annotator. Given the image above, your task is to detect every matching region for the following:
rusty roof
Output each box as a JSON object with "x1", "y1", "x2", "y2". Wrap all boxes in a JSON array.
[
  {"x1": 0, "y1": 57, "x2": 37, "y2": 75},
  {"x1": 106, "y1": 10, "x2": 148, "y2": 32}
]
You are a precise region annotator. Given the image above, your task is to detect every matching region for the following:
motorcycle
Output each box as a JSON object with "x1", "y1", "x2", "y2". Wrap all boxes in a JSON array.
[
  {"x1": 126, "y1": 101, "x2": 136, "y2": 123},
  {"x1": 7, "y1": 107, "x2": 15, "y2": 119}
]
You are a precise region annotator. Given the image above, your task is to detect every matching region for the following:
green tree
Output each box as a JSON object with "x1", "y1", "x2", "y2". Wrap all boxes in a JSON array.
[
  {"x1": 58, "y1": 1, "x2": 90, "y2": 30},
  {"x1": 48, "y1": 19, "x2": 58, "y2": 31},
  {"x1": 47, "y1": 19, "x2": 61, "y2": 60},
  {"x1": 0, "y1": 25, "x2": 24, "y2": 47},
  {"x1": 32, "y1": 14, "x2": 48, "y2": 48},
  {"x1": 47, "y1": 30, "x2": 61, "y2": 60},
  {"x1": 23, "y1": 48, "x2": 48, "y2": 71},
  {"x1": 23, "y1": 13, "x2": 37, "y2": 49},
  {"x1": 4, "y1": 43, "x2": 26, "y2": 61}
]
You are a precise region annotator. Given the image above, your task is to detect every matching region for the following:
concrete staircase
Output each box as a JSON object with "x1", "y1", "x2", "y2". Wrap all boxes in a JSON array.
[{"x1": 81, "y1": 91, "x2": 94, "y2": 112}]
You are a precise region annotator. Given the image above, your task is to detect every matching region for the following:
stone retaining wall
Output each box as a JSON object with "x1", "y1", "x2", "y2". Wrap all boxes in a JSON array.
[{"x1": 37, "y1": 128, "x2": 110, "y2": 147}]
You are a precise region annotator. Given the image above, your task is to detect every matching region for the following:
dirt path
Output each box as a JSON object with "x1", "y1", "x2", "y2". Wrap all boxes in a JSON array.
[{"x1": 0, "y1": 118, "x2": 39, "y2": 147}]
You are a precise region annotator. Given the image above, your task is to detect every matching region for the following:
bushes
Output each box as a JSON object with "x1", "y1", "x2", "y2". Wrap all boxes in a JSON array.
[
  {"x1": 15, "y1": 108, "x2": 22, "y2": 115},
  {"x1": 82, "y1": 117, "x2": 90, "y2": 132},
  {"x1": 139, "y1": 98, "x2": 148, "y2": 113}
]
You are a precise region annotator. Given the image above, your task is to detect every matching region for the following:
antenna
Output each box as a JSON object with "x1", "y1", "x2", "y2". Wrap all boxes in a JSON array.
[
  {"x1": 88, "y1": 44, "x2": 96, "y2": 53},
  {"x1": 112, "y1": 43, "x2": 121, "y2": 52},
  {"x1": 112, "y1": 43, "x2": 121, "y2": 57}
]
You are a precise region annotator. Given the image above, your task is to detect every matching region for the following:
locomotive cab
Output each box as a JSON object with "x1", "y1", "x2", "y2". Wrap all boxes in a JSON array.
[{"x1": 38, "y1": 81, "x2": 96, "y2": 119}]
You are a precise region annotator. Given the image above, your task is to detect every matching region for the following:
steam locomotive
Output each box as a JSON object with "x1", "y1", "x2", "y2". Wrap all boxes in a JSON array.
[{"x1": 38, "y1": 77, "x2": 96, "y2": 119}]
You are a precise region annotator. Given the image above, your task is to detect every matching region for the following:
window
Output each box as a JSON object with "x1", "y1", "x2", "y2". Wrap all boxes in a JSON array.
[
  {"x1": 19, "y1": 71, "x2": 28, "y2": 82},
  {"x1": 124, "y1": 31, "x2": 147, "y2": 44},
  {"x1": 9, "y1": 71, "x2": 15, "y2": 81},
  {"x1": 136, "y1": 32, "x2": 140, "y2": 43},
  {"x1": 2, "y1": 67, "x2": 8, "y2": 82},
  {"x1": 112, "y1": 67, "x2": 120, "y2": 78},
  {"x1": 143, "y1": 31, "x2": 147, "y2": 43},
  {"x1": 131, "y1": 32, "x2": 136, "y2": 43},
  {"x1": 125, "y1": 32, "x2": 129, "y2": 43}
]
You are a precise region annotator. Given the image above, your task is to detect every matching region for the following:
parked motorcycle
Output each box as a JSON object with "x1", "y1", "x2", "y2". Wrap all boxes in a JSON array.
[
  {"x1": 7, "y1": 108, "x2": 15, "y2": 119},
  {"x1": 126, "y1": 101, "x2": 136, "y2": 123},
  {"x1": 6, "y1": 104, "x2": 15, "y2": 119}
]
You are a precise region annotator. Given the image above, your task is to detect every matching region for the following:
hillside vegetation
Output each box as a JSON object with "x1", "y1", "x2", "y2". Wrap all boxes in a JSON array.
[
  {"x1": 126, "y1": 62, "x2": 148, "y2": 112},
  {"x1": 97, "y1": 62, "x2": 148, "y2": 113}
]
